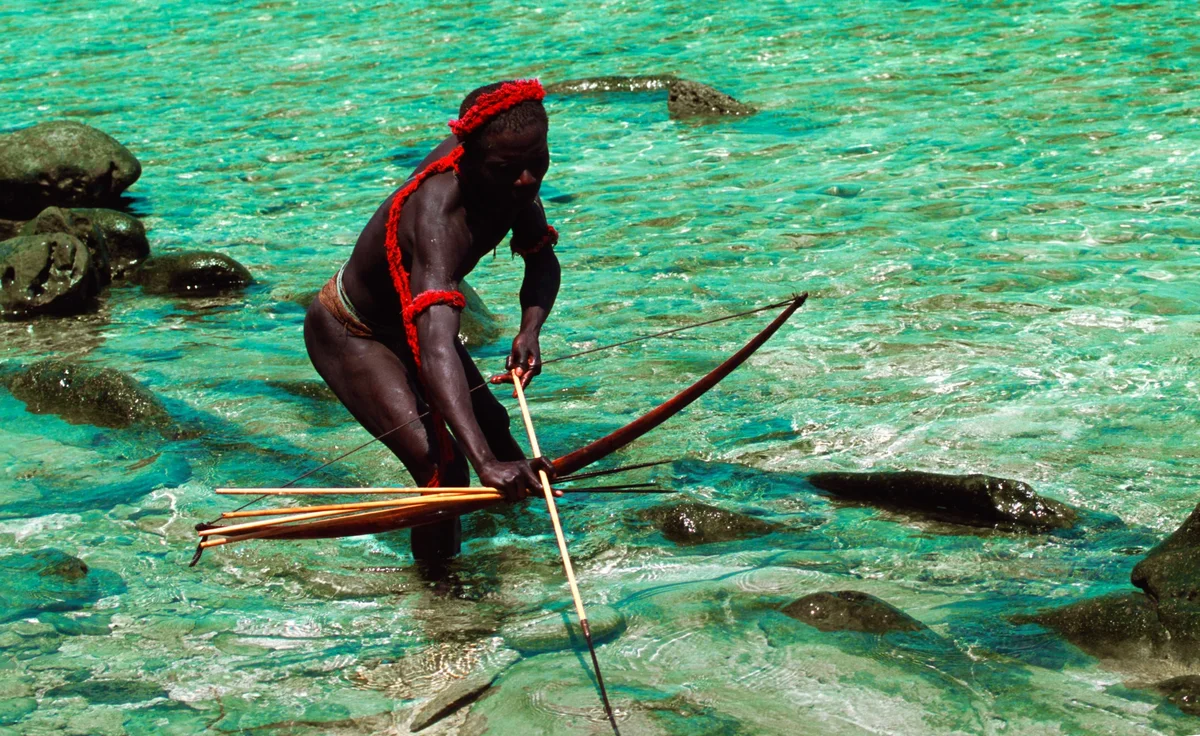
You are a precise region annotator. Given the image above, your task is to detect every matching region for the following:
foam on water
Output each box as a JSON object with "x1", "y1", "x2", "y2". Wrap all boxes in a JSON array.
[{"x1": 1, "y1": 0, "x2": 1198, "y2": 733}]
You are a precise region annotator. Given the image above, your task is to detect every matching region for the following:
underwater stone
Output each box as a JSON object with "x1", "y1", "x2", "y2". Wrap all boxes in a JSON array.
[
  {"x1": 44, "y1": 679, "x2": 166, "y2": 705},
  {"x1": 0, "y1": 698, "x2": 36, "y2": 727},
  {"x1": 667, "y1": 80, "x2": 756, "y2": 119},
  {"x1": 545, "y1": 75, "x2": 679, "y2": 94},
  {"x1": 1155, "y1": 675, "x2": 1200, "y2": 716},
  {"x1": 6, "y1": 359, "x2": 171, "y2": 429},
  {"x1": 642, "y1": 502, "x2": 778, "y2": 545},
  {"x1": 0, "y1": 233, "x2": 98, "y2": 318},
  {"x1": 131, "y1": 250, "x2": 252, "y2": 297},
  {"x1": 807, "y1": 470, "x2": 1078, "y2": 532},
  {"x1": 782, "y1": 591, "x2": 925, "y2": 634},
  {"x1": 0, "y1": 548, "x2": 123, "y2": 623},
  {"x1": 1132, "y1": 502, "x2": 1200, "y2": 605},
  {"x1": 0, "y1": 121, "x2": 142, "y2": 219},
  {"x1": 72, "y1": 208, "x2": 148, "y2": 278},
  {"x1": 0, "y1": 219, "x2": 20, "y2": 241},
  {"x1": 1015, "y1": 593, "x2": 1168, "y2": 661},
  {"x1": 409, "y1": 670, "x2": 501, "y2": 732},
  {"x1": 818, "y1": 184, "x2": 863, "y2": 199},
  {"x1": 641, "y1": 694, "x2": 751, "y2": 735},
  {"x1": 458, "y1": 279, "x2": 501, "y2": 347},
  {"x1": 500, "y1": 604, "x2": 626, "y2": 654},
  {"x1": 18, "y1": 207, "x2": 111, "y2": 286}
]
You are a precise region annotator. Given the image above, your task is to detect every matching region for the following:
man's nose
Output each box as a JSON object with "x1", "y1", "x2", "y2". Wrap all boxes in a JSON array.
[{"x1": 514, "y1": 170, "x2": 538, "y2": 187}]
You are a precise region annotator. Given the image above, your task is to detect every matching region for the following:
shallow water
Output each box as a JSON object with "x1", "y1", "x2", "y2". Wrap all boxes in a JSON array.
[{"x1": 2, "y1": 0, "x2": 1199, "y2": 733}]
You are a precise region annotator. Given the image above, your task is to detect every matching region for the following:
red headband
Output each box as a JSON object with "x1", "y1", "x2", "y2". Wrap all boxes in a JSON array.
[{"x1": 449, "y1": 79, "x2": 546, "y2": 139}]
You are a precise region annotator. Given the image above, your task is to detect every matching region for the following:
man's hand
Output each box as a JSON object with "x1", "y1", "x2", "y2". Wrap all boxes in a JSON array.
[
  {"x1": 489, "y1": 330, "x2": 542, "y2": 396},
  {"x1": 478, "y1": 458, "x2": 561, "y2": 502}
]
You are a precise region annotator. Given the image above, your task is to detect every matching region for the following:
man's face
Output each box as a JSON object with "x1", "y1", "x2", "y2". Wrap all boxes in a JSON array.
[{"x1": 473, "y1": 125, "x2": 549, "y2": 208}]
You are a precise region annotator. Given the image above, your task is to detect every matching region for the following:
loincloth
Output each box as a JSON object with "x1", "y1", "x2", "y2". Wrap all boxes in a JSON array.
[{"x1": 318, "y1": 263, "x2": 401, "y2": 340}]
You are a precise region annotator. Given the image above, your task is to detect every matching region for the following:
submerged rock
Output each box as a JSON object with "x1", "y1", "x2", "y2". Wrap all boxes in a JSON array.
[
  {"x1": 409, "y1": 669, "x2": 501, "y2": 732},
  {"x1": 546, "y1": 75, "x2": 756, "y2": 120},
  {"x1": 641, "y1": 694, "x2": 751, "y2": 735},
  {"x1": 500, "y1": 604, "x2": 625, "y2": 654},
  {"x1": 667, "y1": 79, "x2": 757, "y2": 119},
  {"x1": 807, "y1": 470, "x2": 1077, "y2": 532},
  {"x1": 1014, "y1": 593, "x2": 1167, "y2": 661},
  {"x1": 0, "y1": 233, "x2": 98, "y2": 318},
  {"x1": 19, "y1": 206, "x2": 111, "y2": 285},
  {"x1": 459, "y1": 279, "x2": 501, "y2": 347},
  {"x1": 44, "y1": 679, "x2": 166, "y2": 705},
  {"x1": 0, "y1": 548, "x2": 124, "y2": 623},
  {"x1": 1155, "y1": 675, "x2": 1200, "y2": 716},
  {"x1": 6, "y1": 359, "x2": 171, "y2": 429},
  {"x1": 72, "y1": 208, "x2": 148, "y2": 278},
  {"x1": 0, "y1": 121, "x2": 142, "y2": 218},
  {"x1": 0, "y1": 697, "x2": 36, "y2": 726},
  {"x1": 641, "y1": 502, "x2": 778, "y2": 545},
  {"x1": 131, "y1": 250, "x2": 252, "y2": 296},
  {"x1": 782, "y1": 591, "x2": 925, "y2": 634}
]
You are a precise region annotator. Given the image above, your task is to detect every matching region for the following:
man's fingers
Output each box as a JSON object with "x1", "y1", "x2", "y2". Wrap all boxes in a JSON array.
[{"x1": 489, "y1": 372, "x2": 512, "y2": 384}]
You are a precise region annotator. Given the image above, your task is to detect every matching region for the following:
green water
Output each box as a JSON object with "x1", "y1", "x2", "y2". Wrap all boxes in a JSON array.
[{"x1": 2, "y1": 0, "x2": 1199, "y2": 733}]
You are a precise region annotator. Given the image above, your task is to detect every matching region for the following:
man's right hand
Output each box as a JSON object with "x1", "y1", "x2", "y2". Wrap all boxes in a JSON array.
[{"x1": 478, "y1": 459, "x2": 543, "y2": 503}]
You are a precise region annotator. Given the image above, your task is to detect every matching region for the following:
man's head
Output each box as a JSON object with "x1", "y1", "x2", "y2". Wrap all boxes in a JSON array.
[{"x1": 455, "y1": 81, "x2": 549, "y2": 209}]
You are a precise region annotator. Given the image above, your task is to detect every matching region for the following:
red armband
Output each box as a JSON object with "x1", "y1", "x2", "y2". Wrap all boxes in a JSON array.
[
  {"x1": 403, "y1": 289, "x2": 467, "y2": 322},
  {"x1": 511, "y1": 225, "x2": 558, "y2": 257}
]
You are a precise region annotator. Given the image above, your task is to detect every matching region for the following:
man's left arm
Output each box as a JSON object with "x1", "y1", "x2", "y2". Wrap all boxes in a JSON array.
[{"x1": 500, "y1": 198, "x2": 561, "y2": 389}]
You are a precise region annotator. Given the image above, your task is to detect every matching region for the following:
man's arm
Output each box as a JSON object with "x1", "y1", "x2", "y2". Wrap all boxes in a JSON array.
[{"x1": 500, "y1": 198, "x2": 561, "y2": 388}]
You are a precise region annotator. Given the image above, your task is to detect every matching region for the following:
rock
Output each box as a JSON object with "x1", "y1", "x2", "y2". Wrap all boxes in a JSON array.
[
  {"x1": 6, "y1": 359, "x2": 172, "y2": 429},
  {"x1": 131, "y1": 250, "x2": 252, "y2": 296},
  {"x1": 818, "y1": 184, "x2": 863, "y2": 199},
  {"x1": 44, "y1": 679, "x2": 166, "y2": 705},
  {"x1": 0, "y1": 233, "x2": 98, "y2": 318},
  {"x1": 782, "y1": 591, "x2": 925, "y2": 634},
  {"x1": 546, "y1": 75, "x2": 678, "y2": 95},
  {"x1": 0, "y1": 219, "x2": 22, "y2": 241},
  {"x1": 0, "y1": 548, "x2": 124, "y2": 623},
  {"x1": 0, "y1": 121, "x2": 141, "y2": 218},
  {"x1": 458, "y1": 279, "x2": 501, "y2": 347},
  {"x1": 72, "y1": 208, "x2": 148, "y2": 278},
  {"x1": 642, "y1": 694, "x2": 750, "y2": 735},
  {"x1": 641, "y1": 502, "x2": 777, "y2": 545},
  {"x1": 1155, "y1": 675, "x2": 1200, "y2": 716},
  {"x1": 19, "y1": 207, "x2": 111, "y2": 285},
  {"x1": 1132, "y1": 502, "x2": 1200, "y2": 605},
  {"x1": 667, "y1": 80, "x2": 756, "y2": 119},
  {"x1": 0, "y1": 698, "x2": 35, "y2": 726},
  {"x1": 1014, "y1": 593, "x2": 1168, "y2": 661},
  {"x1": 409, "y1": 671, "x2": 500, "y2": 732},
  {"x1": 500, "y1": 604, "x2": 626, "y2": 654},
  {"x1": 807, "y1": 470, "x2": 1077, "y2": 532}
]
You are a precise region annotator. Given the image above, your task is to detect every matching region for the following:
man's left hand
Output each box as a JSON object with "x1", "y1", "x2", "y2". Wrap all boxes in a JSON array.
[{"x1": 489, "y1": 330, "x2": 542, "y2": 394}]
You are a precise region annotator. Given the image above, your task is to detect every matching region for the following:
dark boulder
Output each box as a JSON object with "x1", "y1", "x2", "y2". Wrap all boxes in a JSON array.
[
  {"x1": 667, "y1": 79, "x2": 757, "y2": 119},
  {"x1": 782, "y1": 591, "x2": 925, "y2": 634},
  {"x1": 0, "y1": 548, "x2": 124, "y2": 623},
  {"x1": 1132, "y1": 502, "x2": 1200, "y2": 605},
  {"x1": 1155, "y1": 675, "x2": 1200, "y2": 716},
  {"x1": 5, "y1": 359, "x2": 171, "y2": 429},
  {"x1": 19, "y1": 206, "x2": 111, "y2": 285},
  {"x1": 72, "y1": 208, "x2": 148, "y2": 278},
  {"x1": 0, "y1": 233, "x2": 98, "y2": 318},
  {"x1": 0, "y1": 121, "x2": 141, "y2": 218},
  {"x1": 1014, "y1": 593, "x2": 1168, "y2": 661},
  {"x1": 131, "y1": 250, "x2": 252, "y2": 296},
  {"x1": 808, "y1": 470, "x2": 1077, "y2": 532},
  {"x1": 641, "y1": 502, "x2": 778, "y2": 545}
]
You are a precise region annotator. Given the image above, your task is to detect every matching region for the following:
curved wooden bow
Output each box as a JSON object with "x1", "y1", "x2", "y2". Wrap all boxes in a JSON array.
[{"x1": 194, "y1": 294, "x2": 807, "y2": 547}]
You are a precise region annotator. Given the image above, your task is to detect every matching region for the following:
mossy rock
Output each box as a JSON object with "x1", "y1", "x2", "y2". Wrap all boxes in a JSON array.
[
  {"x1": 0, "y1": 121, "x2": 141, "y2": 219},
  {"x1": 500, "y1": 604, "x2": 625, "y2": 654},
  {"x1": 808, "y1": 470, "x2": 1078, "y2": 532},
  {"x1": 19, "y1": 206, "x2": 111, "y2": 285},
  {"x1": 640, "y1": 502, "x2": 778, "y2": 545},
  {"x1": 1155, "y1": 675, "x2": 1200, "y2": 716},
  {"x1": 72, "y1": 208, "x2": 148, "y2": 278},
  {"x1": 458, "y1": 279, "x2": 501, "y2": 347},
  {"x1": 1132, "y1": 503, "x2": 1200, "y2": 605},
  {"x1": 0, "y1": 233, "x2": 98, "y2": 318},
  {"x1": 667, "y1": 79, "x2": 756, "y2": 119},
  {"x1": 782, "y1": 591, "x2": 926, "y2": 634},
  {"x1": 1014, "y1": 593, "x2": 1168, "y2": 661},
  {"x1": 131, "y1": 250, "x2": 252, "y2": 297},
  {"x1": 5, "y1": 359, "x2": 171, "y2": 429}
]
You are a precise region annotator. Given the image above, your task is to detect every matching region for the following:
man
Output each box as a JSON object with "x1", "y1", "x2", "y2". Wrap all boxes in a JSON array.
[{"x1": 304, "y1": 80, "x2": 560, "y2": 560}]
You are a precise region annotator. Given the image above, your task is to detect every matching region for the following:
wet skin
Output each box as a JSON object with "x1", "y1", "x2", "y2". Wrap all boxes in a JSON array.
[{"x1": 304, "y1": 125, "x2": 561, "y2": 555}]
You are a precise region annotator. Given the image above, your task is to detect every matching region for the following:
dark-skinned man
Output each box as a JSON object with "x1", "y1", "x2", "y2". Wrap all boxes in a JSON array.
[{"x1": 304, "y1": 80, "x2": 560, "y2": 561}]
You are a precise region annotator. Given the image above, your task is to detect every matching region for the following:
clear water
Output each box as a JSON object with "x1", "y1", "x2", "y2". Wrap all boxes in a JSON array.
[{"x1": 2, "y1": 0, "x2": 1199, "y2": 733}]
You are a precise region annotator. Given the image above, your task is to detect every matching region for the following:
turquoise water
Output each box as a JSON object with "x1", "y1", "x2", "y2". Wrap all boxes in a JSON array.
[{"x1": 2, "y1": 0, "x2": 1199, "y2": 733}]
